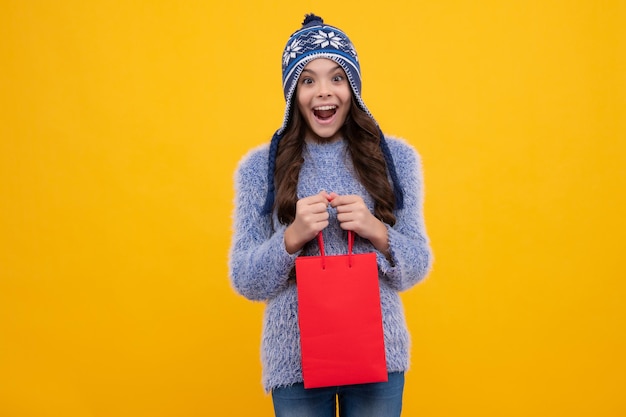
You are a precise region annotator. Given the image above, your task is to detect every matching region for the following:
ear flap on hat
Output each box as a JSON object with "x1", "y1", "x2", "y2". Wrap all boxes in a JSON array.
[
  {"x1": 378, "y1": 129, "x2": 404, "y2": 210},
  {"x1": 262, "y1": 131, "x2": 282, "y2": 215}
]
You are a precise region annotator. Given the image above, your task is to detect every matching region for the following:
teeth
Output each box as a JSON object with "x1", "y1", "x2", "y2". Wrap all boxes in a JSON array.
[{"x1": 314, "y1": 105, "x2": 337, "y2": 111}]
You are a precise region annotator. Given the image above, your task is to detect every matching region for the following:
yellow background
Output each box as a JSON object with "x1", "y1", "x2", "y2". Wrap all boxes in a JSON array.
[{"x1": 1, "y1": 1, "x2": 624, "y2": 416}]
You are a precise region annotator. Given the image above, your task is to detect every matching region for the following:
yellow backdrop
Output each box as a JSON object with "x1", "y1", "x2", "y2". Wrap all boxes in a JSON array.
[{"x1": 1, "y1": 1, "x2": 624, "y2": 416}]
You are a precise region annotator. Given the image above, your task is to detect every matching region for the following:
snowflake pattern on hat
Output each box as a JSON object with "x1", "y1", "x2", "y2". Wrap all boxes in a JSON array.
[
  {"x1": 312, "y1": 30, "x2": 344, "y2": 48},
  {"x1": 281, "y1": 26, "x2": 358, "y2": 79},
  {"x1": 283, "y1": 39, "x2": 303, "y2": 66}
]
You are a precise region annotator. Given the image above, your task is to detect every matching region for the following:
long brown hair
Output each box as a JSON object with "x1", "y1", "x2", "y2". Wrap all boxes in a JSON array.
[{"x1": 274, "y1": 95, "x2": 397, "y2": 226}]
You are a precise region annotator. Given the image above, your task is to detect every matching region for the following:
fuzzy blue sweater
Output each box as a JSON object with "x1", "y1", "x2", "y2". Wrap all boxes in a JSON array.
[{"x1": 229, "y1": 137, "x2": 432, "y2": 392}]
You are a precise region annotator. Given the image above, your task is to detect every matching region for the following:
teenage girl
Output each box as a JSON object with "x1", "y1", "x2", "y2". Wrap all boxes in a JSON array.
[{"x1": 229, "y1": 13, "x2": 432, "y2": 417}]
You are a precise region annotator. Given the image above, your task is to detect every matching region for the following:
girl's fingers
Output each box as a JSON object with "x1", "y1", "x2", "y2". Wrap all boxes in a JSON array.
[
  {"x1": 329, "y1": 194, "x2": 362, "y2": 209},
  {"x1": 319, "y1": 190, "x2": 332, "y2": 201}
]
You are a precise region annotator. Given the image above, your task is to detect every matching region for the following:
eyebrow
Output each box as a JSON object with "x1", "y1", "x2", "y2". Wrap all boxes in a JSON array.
[{"x1": 301, "y1": 64, "x2": 343, "y2": 75}]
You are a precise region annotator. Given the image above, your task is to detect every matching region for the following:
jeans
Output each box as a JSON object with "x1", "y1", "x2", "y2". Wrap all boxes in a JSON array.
[{"x1": 271, "y1": 372, "x2": 404, "y2": 417}]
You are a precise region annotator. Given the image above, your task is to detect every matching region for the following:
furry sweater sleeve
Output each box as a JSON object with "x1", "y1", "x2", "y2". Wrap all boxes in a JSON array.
[
  {"x1": 228, "y1": 145, "x2": 299, "y2": 301},
  {"x1": 377, "y1": 138, "x2": 433, "y2": 291}
]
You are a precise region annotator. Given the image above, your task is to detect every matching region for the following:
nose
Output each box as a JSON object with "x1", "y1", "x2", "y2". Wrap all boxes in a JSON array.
[{"x1": 316, "y1": 80, "x2": 332, "y2": 97}]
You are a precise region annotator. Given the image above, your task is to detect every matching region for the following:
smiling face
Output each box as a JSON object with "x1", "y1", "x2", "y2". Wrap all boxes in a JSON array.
[{"x1": 296, "y1": 58, "x2": 352, "y2": 143}]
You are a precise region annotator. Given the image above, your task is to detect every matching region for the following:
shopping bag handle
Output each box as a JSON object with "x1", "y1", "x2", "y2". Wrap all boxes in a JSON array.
[{"x1": 316, "y1": 231, "x2": 354, "y2": 269}]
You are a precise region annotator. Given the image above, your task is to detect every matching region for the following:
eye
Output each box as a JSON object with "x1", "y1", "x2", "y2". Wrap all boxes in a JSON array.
[
  {"x1": 301, "y1": 77, "x2": 314, "y2": 85},
  {"x1": 332, "y1": 74, "x2": 345, "y2": 82}
]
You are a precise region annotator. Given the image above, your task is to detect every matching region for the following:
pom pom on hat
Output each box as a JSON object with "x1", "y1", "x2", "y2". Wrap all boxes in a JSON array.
[{"x1": 302, "y1": 13, "x2": 323, "y2": 26}]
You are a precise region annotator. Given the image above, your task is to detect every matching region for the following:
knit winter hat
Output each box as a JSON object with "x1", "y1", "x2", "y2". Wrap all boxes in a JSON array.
[
  {"x1": 278, "y1": 13, "x2": 370, "y2": 135},
  {"x1": 262, "y1": 14, "x2": 404, "y2": 215}
]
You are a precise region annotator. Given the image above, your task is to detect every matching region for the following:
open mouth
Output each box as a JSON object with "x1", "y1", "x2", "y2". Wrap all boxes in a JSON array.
[{"x1": 313, "y1": 105, "x2": 337, "y2": 121}]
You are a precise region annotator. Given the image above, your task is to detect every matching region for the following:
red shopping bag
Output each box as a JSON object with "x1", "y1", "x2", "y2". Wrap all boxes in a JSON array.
[{"x1": 295, "y1": 231, "x2": 387, "y2": 389}]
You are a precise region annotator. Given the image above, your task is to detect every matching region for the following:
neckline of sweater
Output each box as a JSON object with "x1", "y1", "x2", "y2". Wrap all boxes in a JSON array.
[{"x1": 304, "y1": 138, "x2": 346, "y2": 151}]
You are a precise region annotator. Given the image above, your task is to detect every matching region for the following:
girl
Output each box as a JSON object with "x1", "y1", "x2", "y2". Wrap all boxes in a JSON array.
[{"x1": 229, "y1": 14, "x2": 432, "y2": 417}]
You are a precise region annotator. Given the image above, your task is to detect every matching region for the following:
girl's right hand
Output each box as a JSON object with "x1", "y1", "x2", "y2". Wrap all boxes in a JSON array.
[{"x1": 284, "y1": 191, "x2": 331, "y2": 254}]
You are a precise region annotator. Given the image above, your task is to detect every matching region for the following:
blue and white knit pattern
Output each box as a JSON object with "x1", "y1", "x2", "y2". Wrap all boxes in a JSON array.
[
  {"x1": 229, "y1": 137, "x2": 433, "y2": 392},
  {"x1": 278, "y1": 14, "x2": 372, "y2": 135}
]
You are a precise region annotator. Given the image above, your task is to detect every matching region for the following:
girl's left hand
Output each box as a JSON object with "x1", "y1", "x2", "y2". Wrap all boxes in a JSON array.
[{"x1": 328, "y1": 193, "x2": 390, "y2": 256}]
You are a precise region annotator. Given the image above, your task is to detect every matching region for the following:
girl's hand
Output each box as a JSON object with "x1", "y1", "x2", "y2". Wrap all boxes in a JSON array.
[
  {"x1": 329, "y1": 193, "x2": 390, "y2": 257},
  {"x1": 284, "y1": 191, "x2": 332, "y2": 254}
]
